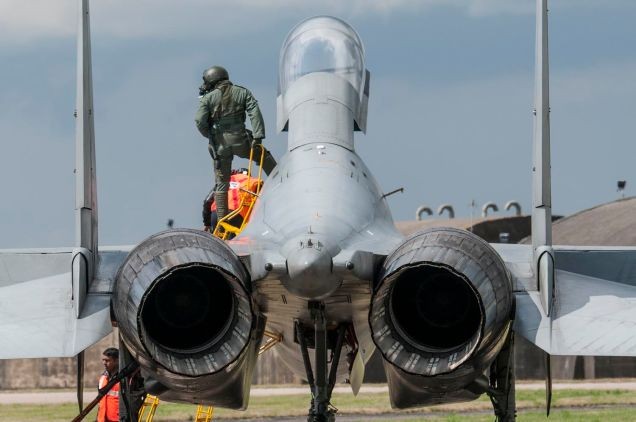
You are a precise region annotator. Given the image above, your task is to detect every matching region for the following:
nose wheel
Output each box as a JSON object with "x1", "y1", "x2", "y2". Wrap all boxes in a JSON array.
[{"x1": 295, "y1": 302, "x2": 347, "y2": 422}]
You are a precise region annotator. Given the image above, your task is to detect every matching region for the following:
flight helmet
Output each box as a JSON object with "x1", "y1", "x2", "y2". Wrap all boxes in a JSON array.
[{"x1": 201, "y1": 66, "x2": 229, "y2": 93}]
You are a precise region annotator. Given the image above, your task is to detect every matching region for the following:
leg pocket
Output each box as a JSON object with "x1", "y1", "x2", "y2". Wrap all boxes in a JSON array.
[{"x1": 225, "y1": 131, "x2": 250, "y2": 158}]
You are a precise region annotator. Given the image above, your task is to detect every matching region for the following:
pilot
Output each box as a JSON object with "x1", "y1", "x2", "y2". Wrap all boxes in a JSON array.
[{"x1": 195, "y1": 66, "x2": 277, "y2": 221}]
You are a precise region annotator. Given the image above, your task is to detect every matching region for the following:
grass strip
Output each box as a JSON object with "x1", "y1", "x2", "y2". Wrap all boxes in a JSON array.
[{"x1": 2, "y1": 388, "x2": 636, "y2": 421}]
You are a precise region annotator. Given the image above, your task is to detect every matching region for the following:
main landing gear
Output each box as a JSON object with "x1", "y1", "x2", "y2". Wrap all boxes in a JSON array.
[
  {"x1": 486, "y1": 329, "x2": 516, "y2": 421},
  {"x1": 295, "y1": 302, "x2": 348, "y2": 422}
]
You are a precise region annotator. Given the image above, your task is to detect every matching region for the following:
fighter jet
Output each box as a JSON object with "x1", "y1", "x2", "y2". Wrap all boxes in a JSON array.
[{"x1": 1, "y1": 1, "x2": 636, "y2": 421}]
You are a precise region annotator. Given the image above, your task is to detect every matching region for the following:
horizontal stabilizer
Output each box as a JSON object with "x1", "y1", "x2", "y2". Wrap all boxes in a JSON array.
[
  {"x1": 0, "y1": 249, "x2": 112, "y2": 358},
  {"x1": 515, "y1": 247, "x2": 636, "y2": 356}
]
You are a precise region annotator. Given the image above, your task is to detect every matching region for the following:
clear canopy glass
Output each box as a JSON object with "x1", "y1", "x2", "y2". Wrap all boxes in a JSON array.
[{"x1": 279, "y1": 16, "x2": 366, "y2": 97}]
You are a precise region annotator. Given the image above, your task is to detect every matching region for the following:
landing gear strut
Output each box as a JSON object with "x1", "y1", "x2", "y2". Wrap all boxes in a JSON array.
[
  {"x1": 296, "y1": 302, "x2": 347, "y2": 422},
  {"x1": 487, "y1": 329, "x2": 516, "y2": 421},
  {"x1": 119, "y1": 337, "x2": 145, "y2": 422}
]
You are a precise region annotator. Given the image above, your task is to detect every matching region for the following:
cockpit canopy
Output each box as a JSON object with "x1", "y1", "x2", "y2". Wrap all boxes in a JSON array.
[{"x1": 279, "y1": 16, "x2": 366, "y2": 99}]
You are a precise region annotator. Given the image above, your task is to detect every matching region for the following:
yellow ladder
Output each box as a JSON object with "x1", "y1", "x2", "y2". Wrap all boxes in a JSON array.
[
  {"x1": 260, "y1": 330, "x2": 283, "y2": 355},
  {"x1": 138, "y1": 394, "x2": 160, "y2": 422},
  {"x1": 138, "y1": 394, "x2": 215, "y2": 421},
  {"x1": 195, "y1": 404, "x2": 215, "y2": 421},
  {"x1": 213, "y1": 144, "x2": 265, "y2": 240}
]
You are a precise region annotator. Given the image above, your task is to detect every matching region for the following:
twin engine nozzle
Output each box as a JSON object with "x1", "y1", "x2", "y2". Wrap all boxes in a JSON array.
[
  {"x1": 370, "y1": 228, "x2": 513, "y2": 380},
  {"x1": 112, "y1": 229, "x2": 261, "y2": 408},
  {"x1": 111, "y1": 226, "x2": 512, "y2": 407}
]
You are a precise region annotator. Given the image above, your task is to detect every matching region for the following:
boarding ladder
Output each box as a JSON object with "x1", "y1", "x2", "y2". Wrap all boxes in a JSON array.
[
  {"x1": 195, "y1": 405, "x2": 215, "y2": 421},
  {"x1": 138, "y1": 395, "x2": 215, "y2": 421},
  {"x1": 134, "y1": 330, "x2": 283, "y2": 421},
  {"x1": 213, "y1": 144, "x2": 265, "y2": 240},
  {"x1": 138, "y1": 394, "x2": 159, "y2": 421}
]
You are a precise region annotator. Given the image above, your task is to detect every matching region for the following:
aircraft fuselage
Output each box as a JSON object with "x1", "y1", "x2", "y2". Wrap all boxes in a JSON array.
[{"x1": 237, "y1": 140, "x2": 403, "y2": 381}]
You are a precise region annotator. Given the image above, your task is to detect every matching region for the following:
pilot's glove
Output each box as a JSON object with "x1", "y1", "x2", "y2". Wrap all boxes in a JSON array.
[{"x1": 251, "y1": 138, "x2": 263, "y2": 149}]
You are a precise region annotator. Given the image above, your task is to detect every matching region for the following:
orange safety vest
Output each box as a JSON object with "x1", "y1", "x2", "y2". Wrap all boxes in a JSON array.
[
  {"x1": 211, "y1": 173, "x2": 262, "y2": 221},
  {"x1": 97, "y1": 372, "x2": 120, "y2": 422}
]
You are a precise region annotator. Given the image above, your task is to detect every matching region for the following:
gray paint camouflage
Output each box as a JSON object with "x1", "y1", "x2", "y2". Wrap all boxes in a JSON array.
[{"x1": 2, "y1": 4, "x2": 636, "y2": 419}]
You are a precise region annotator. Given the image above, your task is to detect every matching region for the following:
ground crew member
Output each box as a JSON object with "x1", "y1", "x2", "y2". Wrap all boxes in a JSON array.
[
  {"x1": 97, "y1": 347, "x2": 120, "y2": 422},
  {"x1": 195, "y1": 65, "x2": 277, "y2": 221}
]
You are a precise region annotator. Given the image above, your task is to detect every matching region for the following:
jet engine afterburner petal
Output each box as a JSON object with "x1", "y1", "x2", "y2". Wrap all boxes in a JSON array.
[
  {"x1": 370, "y1": 228, "x2": 513, "y2": 379},
  {"x1": 113, "y1": 229, "x2": 256, "y2": 376}
]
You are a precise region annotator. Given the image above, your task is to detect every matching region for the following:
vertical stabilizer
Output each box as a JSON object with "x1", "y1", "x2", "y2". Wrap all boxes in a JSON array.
[
  {"x1": 532, "y1": 0, "x2": 555, "y2": 316},
  {"x1": 73, "y1": 0, "x2": 97, "y2": 316},
  {"x1": 75, "y1": 0, "x2": 97, "y2": 254}
]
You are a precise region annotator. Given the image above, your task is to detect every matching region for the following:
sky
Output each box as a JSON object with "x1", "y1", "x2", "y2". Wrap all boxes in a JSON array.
[{"x1": 0, "y1": 0, "x2": 634, "y2": 248}]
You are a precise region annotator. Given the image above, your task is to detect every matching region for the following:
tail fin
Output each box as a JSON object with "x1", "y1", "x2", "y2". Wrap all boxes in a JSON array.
[
  {"x1": 73, "y1": 0, "x2": 98, "y2": 316},
  {"x1": 75, "y1": 0, "x2": 97, "y2": 255},
  {"x1": 531, "y1": 0, "x2": 555, "y2": 317},
  {"x1": 0, "y1": 0, "x2": 113, "y2": 359},
  {"x1": 529, "y1": 3, "x2": 555, "y2": 411}
]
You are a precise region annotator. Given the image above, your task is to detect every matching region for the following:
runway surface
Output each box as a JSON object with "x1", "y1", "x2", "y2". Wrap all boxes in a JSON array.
[{"x1": 2, "y1": 381, "x2": 636, "y2": 404}]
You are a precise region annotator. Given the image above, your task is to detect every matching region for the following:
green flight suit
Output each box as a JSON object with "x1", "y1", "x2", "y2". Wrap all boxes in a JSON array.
[{"x1": 195, "y1": 80, "x2": 277, "y2": 220}]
